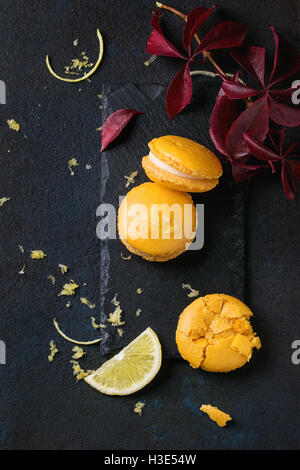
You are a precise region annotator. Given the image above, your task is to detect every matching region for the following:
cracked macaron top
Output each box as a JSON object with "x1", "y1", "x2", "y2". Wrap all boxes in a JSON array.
[
  {"x1": 176, "y1": 294, "x2": 261, "y2": 372},
  {"x1": 142, "y1": 135, "x2": 223, "y2": 193}
]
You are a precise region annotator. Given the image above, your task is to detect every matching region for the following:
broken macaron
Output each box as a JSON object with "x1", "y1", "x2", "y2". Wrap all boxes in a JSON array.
[{"x1": 176, "y1": 294, "x2": 261, "y2": 372}]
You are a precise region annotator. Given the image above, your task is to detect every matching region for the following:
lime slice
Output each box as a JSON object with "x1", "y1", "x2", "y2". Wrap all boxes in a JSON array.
[{"x1": 85, "y1": 327, "x2": 162, "y2": 395}]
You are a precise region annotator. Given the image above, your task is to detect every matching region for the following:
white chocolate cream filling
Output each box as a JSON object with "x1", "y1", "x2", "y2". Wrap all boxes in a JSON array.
[{"x1": 149, "y1": 152, "x2": 207, "y2": 181}]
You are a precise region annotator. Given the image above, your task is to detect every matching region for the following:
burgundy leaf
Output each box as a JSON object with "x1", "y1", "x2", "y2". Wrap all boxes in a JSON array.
[
  {"x1": 285, "y1": 141, "x2": 300, "y2": 156},
  {"x1": 268, "y1": 95, "x2": 300, "y2": 127},
  {"x1": 183, "y1": 6, "x2": 216, "y2": 55},
  {"x1": 225, "y1": 95, "x2": 269, "y2": 158},
  {"x1": 268, "y1": 26, "x2": 300, "y2": 87},
  {"x1": 244, "y1": 133, "x2": 281, "y2": 162},
  {"x1": 101, "y1": 109, "x2": 143, "y2": 151},
  {"x1": 289, "y1": 161, "x2": 300, "y2": 182},
  {"x1": 270, "y1": 87, "x2": 298, "y2": 104},
  {"x1": 166, "y1": 62, "x2": 193, "y2": 120},
  {"x1": 222, "y1": 78, "x2": 262, "y2": 100},
  {"x1": 268, "y1": 128, "x2": 285, "y2": 154},
  {"x1": 281, "y1": 162, "x2": 296, "y2": 200},
  {"x1": 231, "y1": 46, "x2": 266, "y2": 86},
  {"x1": 209, "y1": 87, "x2": 239, "y2": 156},
  {"x1": 147, "y1": 12, "x2": 186, "y2": 58},
  {"x1": 194, "y1": 21, "x2": 246, "y2": 54}
]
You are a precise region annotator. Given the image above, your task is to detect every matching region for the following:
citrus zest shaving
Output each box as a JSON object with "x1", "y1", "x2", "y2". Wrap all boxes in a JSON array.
[
  {"x1": 70, "y1": 361, "x2": 94, "y2": 381},
  {"x1": 7, "y1": 119, "x2": 20, "y2": 131},
  {"x1": 68, "y1": 158, "x2": 79, "y2": 176},
  {"x1": 182, "y1": 283, "x2": 199, "y2": 298},
  {"x1": 0, "y1": 197, "x2": 11, "y2": 206},
  {"x1": 91, "y1": 317, "x2": 106, "y2": 329},
  {"x1": 48, "y1": 341, "x2": 59, "y2": 362},
  {"x1": 124, "y1": 170, "x2": 138, "y2": 188},
  {"x1": 136, "y1": 309, "x2": 141, "y2": 317},
  {"x1": 121, "y1": 253, "x2": 132, "y2": 260},
  {"x1": 117, "y1": 328, "x2": 124, "y2": 337},
  {"x1": 48, "y1": 274, "x2": 56, "y2": 285},
  {"x1": 107, "y1": 305, "x2": 125, "y2": 327},
  {"x1": 72, "y1": 345, "x2": 86, "y2": 359},
  {"x1": 58, "y1": 280, "x2": 79, "y2": 296},
  {"x1": 58, "y1": 264, "x2": 68, "y2": 274},
  {"x1": 46, "y1": 29, "x2": 104, "y2": 83},
  {"x1": 134, "y1": 401, "x2": 145, "y2": 416},
  {"x1": 136, "y1": 288, "x2": 143, "y2": 295},
  {"x1": 30, "y1": 250, "x2": 47, "y2": 259},
  {"x1": 81, "y1": 297, "x2": 96, "y2": 309},
  {"x1": 18, "y1": 264, "x2": 25, "y2": 275},
  {"x1": 53, "y1": 318, "x2": 102, "y2": 345}
]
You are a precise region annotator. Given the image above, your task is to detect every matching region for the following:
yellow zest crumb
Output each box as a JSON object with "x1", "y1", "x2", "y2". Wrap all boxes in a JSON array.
[
  {"x1": 68, "y1": 158, "x2": 79, "y2": 176},
  {"x1": 117, "y1": 328, "x2": 124, "y2": 337},
  {"x1": 53, "y1": 318, "x2": 102, "y2": 345},
  {"x1": 136, "y1": 309, "x2": 142, "y2": 317},
  {"x1": 111, "y1": 293, "x2": 120, "y2": 307},
  {"x1": 66, "y1": 301, "x2": 71, "y2": 308},
  {"x1": 91, "y1": 317, "x2": 106, "y2": 329},
  {"x1": 70, "y1": 360, "x2": 94, "y2": 381},
  {"x1": 30, "y1": 250, "x2": 46, "y2": 259},
  {"x1": 136, "y1": 288, "x2": 143, "y2": 295},
  {"x1": 124, "y1": 170, "x2": 138, "y2": 188},
  {"x1": 0, "y1": 197, "x2": 11, "y2": 207},
  {"x1": 48, "y1": 274, "x2": 56, "y2": 285},
  {"x1": 81, "y1": 297, "x2": 96, "y2": 309},
  {"x1": 73, "y1": 38, "x2": 79, "y2": 46},
  {"x1": 134, "y1": 402, "x2": 145, "y2": 416},
  {"x1": 48, "y1": 340, "x2": 59, "y2": 362},
  {"x1": 200, "y1": 404, "x2": 232, "y2": 428},
  {"x1": 18, "y1": 264, "x2": 25, "y2": 275},
  {"x1": 97, "y1": 93, "x2": 103, "y2": 99},
  {"x1": 108, "y1": 305, "x2": 125, "y2": 327},
  {"x1": 18, "y1": 245, "x2": 24, "y2": 253},
  {"x1": 144, "y1": 55, "x2": 157, "y2": 67},
  {"x1": 7, "y1": 119, "x2": 20, "y2": 131},
  {"x1": 121, "y1": 253, "x2": 132, "y2": 261},
  {"x1": 96, "y1": 126, "x2": 102, "y2": 132},
  {"x1": 58, "y1": 264, "x2": 68, "y2": 274},
  {"x1": 72, "y1": 345, "x2": 86, "y2": 359},
  {"x1": 58, "y1": 280, "x2": 79, "y2": 296},
  {"x1": 182, "y1": 283, "x2": 199, "y2": 298}
]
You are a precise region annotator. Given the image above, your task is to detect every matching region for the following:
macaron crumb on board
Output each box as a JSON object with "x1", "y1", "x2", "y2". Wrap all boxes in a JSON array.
[{"x1": 99, "y1": 83, "x2": 246, "y2": 358}]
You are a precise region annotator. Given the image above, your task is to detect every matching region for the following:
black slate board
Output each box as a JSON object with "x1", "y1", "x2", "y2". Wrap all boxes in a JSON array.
[{"x1": 99, "y1": 82, "x2": 245, "y2": 357}]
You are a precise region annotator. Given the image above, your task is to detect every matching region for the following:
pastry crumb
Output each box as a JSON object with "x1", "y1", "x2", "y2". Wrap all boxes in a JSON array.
[
  {"x1": 134, "y1": 401, "x2": 145, "y2": 416},
  {"x1": 182, "y1": 283, "x2": 199, "y2": 298},
  {"x1": 200, "y1": 404, "x2": 232, "y2": 428},
  {"x1": 48, "y1": 341, "x2": 59, "y2": 362}
]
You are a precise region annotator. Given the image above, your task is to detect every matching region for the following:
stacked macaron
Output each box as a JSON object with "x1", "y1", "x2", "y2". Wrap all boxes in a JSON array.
[{"x1": 118, "y1": 135, "x2": 223, "y2": 262}]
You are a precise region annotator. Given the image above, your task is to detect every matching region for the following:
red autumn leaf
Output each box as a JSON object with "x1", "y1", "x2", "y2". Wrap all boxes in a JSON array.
[
  {"x1": 146, "y1": 11, "x2": 186, "y2": 58},
  {"x1": 282, "y1": 163, "x2": 296, "y2": 200},
  {"x1": 209, "y1": 87, "x2": 240, "y2": 156},
  {"x1": 268, "y1": 26, "x2": 300, "y2": 87},
  {"x1": 268, "y1": 95, "x2": 300, "y2": 127},
  {"x1": 222, "y1": 79, "x2": 262, "y2": 100},
  {"x1": 231, "y1": 46, "x2": 266, "y2": 85},
  {"x1": 244, "y1": 133, "x2": 281, "y2": 161},
  {"x1": 194, "y1": 21, "x2": 246, "y2": 55},
  {"x1": 289, "y1": 161, "x2": 300, "y2": 182},
  {"x1": 225, "y1": 95, "x2": 269, "y2": 158},
  {"x1": 183, "y1": 5, "x2": 216, "y2": 55},
  {"x1": 101, "y1": 109, "x2": 143, "y2": 151},
  {"x1": 166, "y1": 62, "x2": 193, "y2": 120}
]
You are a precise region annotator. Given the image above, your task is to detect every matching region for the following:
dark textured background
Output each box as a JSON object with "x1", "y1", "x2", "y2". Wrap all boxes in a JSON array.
[{"x1": 0, "y1": 0, "x2": 299, "y2": 450}]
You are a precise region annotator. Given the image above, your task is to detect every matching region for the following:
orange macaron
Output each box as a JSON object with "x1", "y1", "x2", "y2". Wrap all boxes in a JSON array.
[
  {"x1": 142, "y1": 135, "x2": 223, "y2": 193},
  {"x1": 118, "y1": 182, "x2": 197, "y2": 262},
  {"x1": 176, "y1": 294, "x2": 261, "y2": 372}
]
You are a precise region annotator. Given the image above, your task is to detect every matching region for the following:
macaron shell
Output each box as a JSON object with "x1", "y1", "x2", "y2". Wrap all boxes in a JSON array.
[
  {"x1": 118, "y1": 183, "x2": 197, "y2": 261},
  {"x1": 176, "y1": 294, "x2": 261, "y2": 372},
  {"x1": 149, "y1": 135, "x2": 223, "y2": 179},
  {"x1": 142, "y1": 155, "x2": 219, "y2": 193}
]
